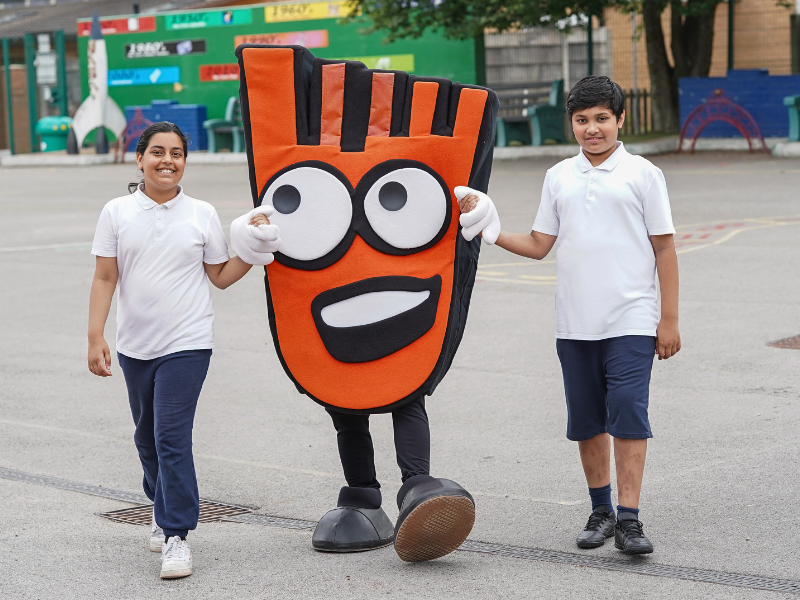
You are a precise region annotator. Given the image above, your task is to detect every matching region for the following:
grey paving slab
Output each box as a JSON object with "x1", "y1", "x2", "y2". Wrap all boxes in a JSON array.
[{"x1": 1, "y1": 152, "x2": 799, "y2": 597}]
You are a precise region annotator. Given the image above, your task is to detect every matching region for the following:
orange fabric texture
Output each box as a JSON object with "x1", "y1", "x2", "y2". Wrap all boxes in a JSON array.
[
  {"x1": 240, "y1": 47, "x2": 490, "y2": 411},
  {"x1": 320, "y1": 63, "x2": 345, "y2": 146},
  {"x1": 367, "y1": 73, "x2": 394, "y2": 137},
  {"x1": 408, "y1": 81, "x2": 438, "y2": 137}
]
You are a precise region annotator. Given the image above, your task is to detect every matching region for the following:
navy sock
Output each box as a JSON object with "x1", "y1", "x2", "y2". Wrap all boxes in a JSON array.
[
  {"x1": 617, "y1": 505, "x2": 640, "y2": 519},
  {"x1": 588, "y1": 484, "x2": 613, "y2": 513}
]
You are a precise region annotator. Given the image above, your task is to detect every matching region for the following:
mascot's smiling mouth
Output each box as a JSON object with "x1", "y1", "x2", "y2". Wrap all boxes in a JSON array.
[{"x1": 311, "y1": 275, "x2": 442, "y2": 363}]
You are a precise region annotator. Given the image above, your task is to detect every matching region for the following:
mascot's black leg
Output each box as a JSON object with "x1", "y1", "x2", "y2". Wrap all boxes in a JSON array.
[
  {"x1": 312, "y1": 409, "x2": 394, "y2": 552},
  {"x1": 392, "y1": 397, "x2": 475, "y2": 562}
]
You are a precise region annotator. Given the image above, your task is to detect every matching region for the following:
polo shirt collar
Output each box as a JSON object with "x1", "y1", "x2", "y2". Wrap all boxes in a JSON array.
[
  {"x1": 133, "y1": 184, "x2": 184, "y2": 210},
  {"x1": 576, "y1": 141, "x2": 627, "y2": 173}
]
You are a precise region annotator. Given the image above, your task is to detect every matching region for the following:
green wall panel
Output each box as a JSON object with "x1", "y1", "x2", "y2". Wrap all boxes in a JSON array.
[{"x1": 78, "y1": 1, "x2": 478, "y2": 123}]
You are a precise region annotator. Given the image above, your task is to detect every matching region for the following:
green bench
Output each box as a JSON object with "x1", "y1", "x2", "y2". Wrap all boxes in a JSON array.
[
  {"x1": 492, "y1": 80, "x2": 567, "y2": 147},
  {"x1": 203, "y1": 96, "x2": 245, "y2": 153},
  {"x1": 784, "y1": 95, "x2": 800, "y2": 142}
]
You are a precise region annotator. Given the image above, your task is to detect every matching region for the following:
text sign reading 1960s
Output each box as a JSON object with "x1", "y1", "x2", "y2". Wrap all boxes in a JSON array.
[{"x1": 165, "y1": 9, "x2": 253, "y2": 30}]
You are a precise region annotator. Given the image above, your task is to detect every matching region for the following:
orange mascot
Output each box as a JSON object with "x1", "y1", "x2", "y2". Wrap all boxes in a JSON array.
[{"x1": 235, "y1": 44, "x2": 498, "y2": 562}]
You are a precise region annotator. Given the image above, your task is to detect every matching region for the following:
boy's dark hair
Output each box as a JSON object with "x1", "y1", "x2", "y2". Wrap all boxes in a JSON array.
[
  {"x1": 128, "y1": 121, "x2": 189, "y2": 193},
  {"x1": 566, "y1": 76, "x2": 625, "y2": 120}
]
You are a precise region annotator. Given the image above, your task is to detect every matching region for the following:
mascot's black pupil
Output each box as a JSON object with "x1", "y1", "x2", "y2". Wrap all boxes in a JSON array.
[
  {"x1": 273, "y1": 184, "x2": 301, "y2": 214},
  {"x1": 378, "y1": 181, "x2": 407, "y2": 211}
]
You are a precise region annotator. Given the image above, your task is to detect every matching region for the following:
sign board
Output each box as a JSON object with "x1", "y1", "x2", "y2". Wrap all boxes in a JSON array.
[
  {"x1": 165, "y1": 9, "x2": 253, "y2": 30},
  {"x1": 125, "y1": 39, "x2": 206, "y2": 59},
  {"x1": 108, "y1": 66, "x2": 181, "y2": 86},
  {"x1": 78, "y1": 16, "x2": 156, "y2": 36},
  {"x1": 234, "y1": 30, "x2": 328, "y2": 49},
  {"x1": 264, "y1": 0, "x2": 353, "y2": 22},
  {"x1": 199, "y1": 64, "x2": 240, "y2": 82}
]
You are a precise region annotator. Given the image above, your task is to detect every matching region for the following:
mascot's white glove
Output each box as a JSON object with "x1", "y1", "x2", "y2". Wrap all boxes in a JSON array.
[
  {"x1": 230, "y1": 206, "x2": 281, "y2": 266},
  {"x1": 454, "y1": 186, "x2": 501, "y2": 245}
]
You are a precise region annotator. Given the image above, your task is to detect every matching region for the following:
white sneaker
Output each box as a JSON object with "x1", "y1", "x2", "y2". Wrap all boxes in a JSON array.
[
  {"x1": 149, "y1": 511, "x2": 165, "y2": 552},
  {"x1": 160, "y1": 536, "x2": 192, "y2": 579}
]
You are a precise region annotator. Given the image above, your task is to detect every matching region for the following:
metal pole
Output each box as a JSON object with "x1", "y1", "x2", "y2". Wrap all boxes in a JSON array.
[
  {"x1": 728, "y1": 0, "x2": 735, "y2": 71},
  {"x1": 2, "y1": 37, "x2": 15, "y2": 155},
  {"x1": 54, "y1": 30, "x2": 68, "y2": 117},
  {"x1": 631, "y1": 13, "x2": 639, "y2": 134},
  {"x1": 23, "y1": 33, "x2": 38, "y2": 152},
  {"x1": 587, "y1": 14, "x2": 594, "y2": 76}
]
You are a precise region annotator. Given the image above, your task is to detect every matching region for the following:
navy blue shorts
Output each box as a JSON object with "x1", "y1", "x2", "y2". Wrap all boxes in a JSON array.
[{"x1": 556, "y1": 335, "x2": 655, "y2": 441}]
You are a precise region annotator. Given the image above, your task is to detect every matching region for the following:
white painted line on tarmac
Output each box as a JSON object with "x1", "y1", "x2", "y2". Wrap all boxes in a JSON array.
[{"x1": 0, "y1": 241, "x2": 94, "y2": 252}]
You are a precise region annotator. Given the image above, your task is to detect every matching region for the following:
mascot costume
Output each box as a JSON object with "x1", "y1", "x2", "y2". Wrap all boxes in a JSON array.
[{"x1": 231, "y1": 44, "x2": 499, "y2": 562}]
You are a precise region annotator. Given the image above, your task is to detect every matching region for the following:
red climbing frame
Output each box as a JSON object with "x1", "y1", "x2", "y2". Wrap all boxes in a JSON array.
[
  {"x1": 678, "y1": 89, "x2": 768, "y2": 154},
  {"x1": 115, "y1": 108, "x2": 153, "y2": 164}
]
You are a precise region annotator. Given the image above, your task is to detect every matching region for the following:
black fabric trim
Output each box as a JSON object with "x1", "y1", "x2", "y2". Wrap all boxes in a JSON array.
[
  {"x1": 293, "y1": 46, "x2": 314, "y2": 146},
  {"x1": 341, "y1": 61, "x2": 372, "y2": 152},
  {"x1": 399, "y1": 76, "x2": 452, "y2": 137},
  {"x1": 310, "y1": 275, "x2": 442, "y2": 363},
  {"x1": 235, "y1": 43, "x2": 259, "y2": 207}
]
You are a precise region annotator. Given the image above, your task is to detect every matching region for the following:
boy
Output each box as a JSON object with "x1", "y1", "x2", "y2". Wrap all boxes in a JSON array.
[{"x1": 457, "y1": 76, "x2": 680, "y2": 554}]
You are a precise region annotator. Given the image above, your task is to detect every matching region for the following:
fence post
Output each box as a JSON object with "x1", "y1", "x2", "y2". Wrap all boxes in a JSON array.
[
  {"x1": 55, "y1": 30, "x2": 68, "y2": 117},
  {"x1": 587, "y1": 14, "x2": 594, "y2": 76},
  {"x1": 23, "y1": 33, "x2": 38, "y2": 152},
  {"x1": 2, "y1": 37, "x2": 14, "y2": 155}
]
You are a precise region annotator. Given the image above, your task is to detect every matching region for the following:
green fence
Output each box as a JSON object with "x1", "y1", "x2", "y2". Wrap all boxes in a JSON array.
[{"x1": 78, "y1": 0, "x2": 482, "y2": 123}]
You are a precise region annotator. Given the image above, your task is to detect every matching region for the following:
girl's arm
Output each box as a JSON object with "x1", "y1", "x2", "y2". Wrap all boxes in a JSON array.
[
  {"x1": 651, "y1": 233, "x2": 680, "y2": 360},
  {"x1": 88, "y1": 256, "x2": 118, "y2": 377},
  {"x1": 495, "y1": 230, "x2": 557, "y2": 260},
  {"x1": 204, "y1": 257, "x2": 253, "y2": 290}
]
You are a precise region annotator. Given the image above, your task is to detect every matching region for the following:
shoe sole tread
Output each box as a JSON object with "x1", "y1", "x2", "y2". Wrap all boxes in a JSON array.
[{"x1": 394, "y1": 495, "x2": 474, "y2": 563}]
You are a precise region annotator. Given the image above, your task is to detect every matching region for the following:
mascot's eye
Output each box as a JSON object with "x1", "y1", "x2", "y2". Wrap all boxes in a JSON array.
[
  {"x1": 364, "y1": 168, "x2": 447, "y2": 249},
  {"x1": 263, "y1": 167, "x2": 352, "y2": 261}
]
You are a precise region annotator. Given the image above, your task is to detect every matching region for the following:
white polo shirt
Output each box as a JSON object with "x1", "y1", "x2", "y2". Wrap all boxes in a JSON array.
[
  {"x1": 92, "y1": 185, "x2": 230, "y2": 360},
  {"x1": 532, "y1": 142, "x2": 675, "y2": 340}
]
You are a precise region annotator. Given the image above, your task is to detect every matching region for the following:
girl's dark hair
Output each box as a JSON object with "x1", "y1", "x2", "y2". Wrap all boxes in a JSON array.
[
  {"x1": 566, "y1": 76, "x2": 625, "y2": 120},
  {"x1": 128, "y1": 121, "x2": 189, "y2": 194}
]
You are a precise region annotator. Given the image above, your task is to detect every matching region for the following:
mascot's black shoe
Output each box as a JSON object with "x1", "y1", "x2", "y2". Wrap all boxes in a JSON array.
[
  {"x1": 312, "y1": 486, "x2": 395, "y2": 552},
  {"x1": 393, "y1": 475, "x2": 475, "y2": 562}
]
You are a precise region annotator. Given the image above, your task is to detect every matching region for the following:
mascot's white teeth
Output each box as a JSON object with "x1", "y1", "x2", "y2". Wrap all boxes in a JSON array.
[{"x1": 320, "y1": 290, "x2": 431, "y2": 328}]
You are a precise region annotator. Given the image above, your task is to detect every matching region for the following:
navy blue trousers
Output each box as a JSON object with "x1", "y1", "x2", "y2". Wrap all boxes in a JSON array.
[{"x1": 118, "y1": 349, "x2": 211, "y2": 539}]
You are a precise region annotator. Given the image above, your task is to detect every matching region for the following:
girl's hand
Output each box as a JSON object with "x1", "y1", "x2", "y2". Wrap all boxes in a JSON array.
[
  {"x1": 88, "y1": 337, "x2": 112, "y2": 377},
  {"x1": 249, "y1": 213, "x2": 271, "y2": 227}
]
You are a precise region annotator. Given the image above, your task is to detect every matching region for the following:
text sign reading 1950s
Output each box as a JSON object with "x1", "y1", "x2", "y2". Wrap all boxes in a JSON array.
[
  {"x1": 125, "y1": 39, "x2": 207, "y2": 59},
  {"x1": 165, "y1": 9, "x2": 253, "y2": 30}
]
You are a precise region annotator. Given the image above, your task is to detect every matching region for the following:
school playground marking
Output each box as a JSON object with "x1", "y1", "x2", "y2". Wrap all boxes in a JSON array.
[{"x1": 474, "y1": 214, "x2": 800, "y2": 286}]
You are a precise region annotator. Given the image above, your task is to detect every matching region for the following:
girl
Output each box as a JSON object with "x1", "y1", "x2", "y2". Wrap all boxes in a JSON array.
[{"x1": 87, "y1": 122, "x2": 277, "y2": 579}]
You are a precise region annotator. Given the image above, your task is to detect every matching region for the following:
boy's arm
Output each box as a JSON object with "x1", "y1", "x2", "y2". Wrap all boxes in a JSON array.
[
  {"x1": 495, "y1": 230, "x2": 557, "y2": 260},
  {"x1": 204, "y1": 257, "x2": 253, "y2": 290},
  {"x1": 458, "y1": 191, "x2": 556, "y2": 260},
  {"x1": 651, "y1": 233, "x2": 680, "y2": 360},
  {"x1": 88, "y1": 256, "x2": 118, "y2": 377}
]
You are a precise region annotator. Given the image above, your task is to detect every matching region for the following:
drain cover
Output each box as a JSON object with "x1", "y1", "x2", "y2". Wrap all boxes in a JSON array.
[
  {"x1": 768, "y1": 335, "x2": 800, "y2": 349},
  {"x1": 99, "y1": 500, "x2": 251, "y2": 525}
]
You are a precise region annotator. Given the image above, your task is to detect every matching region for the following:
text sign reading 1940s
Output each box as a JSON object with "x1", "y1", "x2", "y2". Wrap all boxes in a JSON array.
[{"x1": 125, "y1": 39, "x2": 207, "y2": 59}]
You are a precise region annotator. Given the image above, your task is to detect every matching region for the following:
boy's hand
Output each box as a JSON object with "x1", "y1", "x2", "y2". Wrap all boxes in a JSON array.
[
  {"x1": 454, "y1": 186, "x2": 501, "y2": 244},
  {"x1": 230, "y1": 206, "x2": 281, "y2": 266},
  {"x1": 88, "y1": 336, "x2": 112, "y2": 377},
  {"x1": 656, "y1": 319, "x2": 681, "y2": 360}
]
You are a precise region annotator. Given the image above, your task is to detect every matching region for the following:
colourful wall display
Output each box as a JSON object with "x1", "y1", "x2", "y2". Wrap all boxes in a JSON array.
[{"x1": 78, "y1": 1, "x2": 482, "y2": 126}]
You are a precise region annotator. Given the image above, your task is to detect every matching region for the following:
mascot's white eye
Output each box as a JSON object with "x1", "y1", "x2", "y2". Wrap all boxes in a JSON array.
[
  {"x1": 264, "y1": 167, "x2": 352, "y2": 261},
  {"x1": 363, "y1": 168, "x2": 448, "y2": 249}
]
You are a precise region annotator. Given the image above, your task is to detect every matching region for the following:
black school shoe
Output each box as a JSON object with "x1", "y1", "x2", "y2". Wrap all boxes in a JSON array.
[
  {"x1": 312, "y1": 486, "x2": 395, "y2": 552},
  {"x1": 614, "y1": 512, "x2": 654, "y2": 554},
  {"x1": 576, "y1": 508, "x2": 616, "y2": 549},
  {"x1": 393, "y1": 475, "x2": 475, "y2": 562}
]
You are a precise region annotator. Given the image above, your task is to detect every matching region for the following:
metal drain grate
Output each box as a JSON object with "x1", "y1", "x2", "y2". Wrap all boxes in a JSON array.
[
  {"x1": 99, "y1": 500, "x2": 251, "y2": 525},
  {"x1": 458, "y1": 541, "x2": 800, "y2": 594},
  {"x1": 0, "y1": 466, "x2": 149, "y2": 504},
  {"x1": 769, "y1": 335, "x2": 800, "y2": 349},
  {"x1": 223, "y1": 513, "x2": 317, "y2": 530}
]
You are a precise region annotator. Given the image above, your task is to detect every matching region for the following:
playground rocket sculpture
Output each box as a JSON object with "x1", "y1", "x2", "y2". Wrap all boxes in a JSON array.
[{"x1": 68, "y1": 10, "x2": 127, "y2": 154}]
